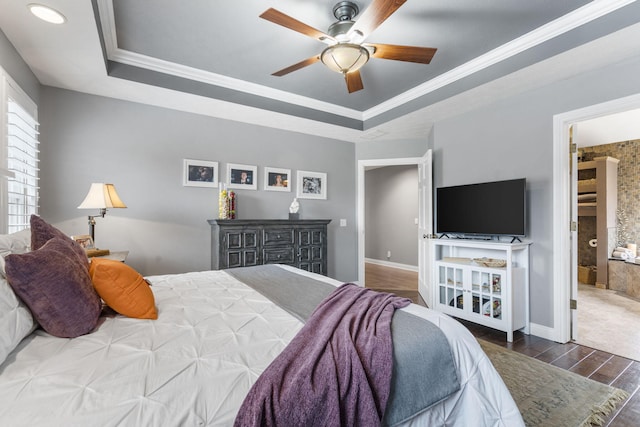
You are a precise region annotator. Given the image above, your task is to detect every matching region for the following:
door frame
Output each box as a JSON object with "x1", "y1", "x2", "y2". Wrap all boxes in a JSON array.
[
  {"x1": 569, "y1": 125, "x2": 579, "y2": 340},
  {"x1": 357, "y1": 156, "x2": 425, "y2": 287},
  {"x1": 553, "y1": 92, "x2": 640, "y2": 343}
]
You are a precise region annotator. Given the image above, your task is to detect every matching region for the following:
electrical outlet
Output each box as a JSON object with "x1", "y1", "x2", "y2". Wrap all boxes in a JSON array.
[
  {"x1": 339, "y1": 219, "x2": 347, "y2": 227},
  {"x1": 387, "y1": 250, "x2": 391, "y2": 258}
]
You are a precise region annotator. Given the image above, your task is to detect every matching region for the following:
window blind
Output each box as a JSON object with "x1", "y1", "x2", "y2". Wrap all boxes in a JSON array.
[
  {"x1": 0, "y1": 68, "x2": 39, "y2": 234},
  {"x1": 6, "y1": 99, "x2": 39, "y2": 233}
]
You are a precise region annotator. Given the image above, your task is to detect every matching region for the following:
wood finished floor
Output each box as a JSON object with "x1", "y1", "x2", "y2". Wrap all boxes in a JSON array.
[
  {"x1": 364, "y1": 262, "x2": 425, "y2": 305},
  {"x1": 365, "y1": 262, "x2": 640, "y2": 427}
]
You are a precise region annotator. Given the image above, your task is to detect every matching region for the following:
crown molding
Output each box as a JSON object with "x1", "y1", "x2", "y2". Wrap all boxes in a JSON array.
[
  {"x1": 96, "y1": 0, "x2": 363, "y2": 120},
  {"x1": 362, "y1": 0, "x2": 637, "y2": 120},
  {"x1": 109, "y1": 48, "x2": 365, "y2": 120},
  {"x1": 97, "y1": 0, "x2": 636, "y2": 124}
]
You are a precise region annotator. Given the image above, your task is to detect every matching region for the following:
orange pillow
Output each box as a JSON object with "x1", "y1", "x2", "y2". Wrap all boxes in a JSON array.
[{"x1": 89, "y1": 258, "x2": 158, "y2": 319}]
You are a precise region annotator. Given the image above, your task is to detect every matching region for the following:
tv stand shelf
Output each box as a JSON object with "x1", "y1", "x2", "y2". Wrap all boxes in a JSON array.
[{"x1": 431, "y1": 239, "x2": 530, "y2": 342}]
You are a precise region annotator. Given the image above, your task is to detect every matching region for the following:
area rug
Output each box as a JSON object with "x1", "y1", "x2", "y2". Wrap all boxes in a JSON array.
[{"x1": 479, "y1": 340, "x2": 629, "y2": 426}]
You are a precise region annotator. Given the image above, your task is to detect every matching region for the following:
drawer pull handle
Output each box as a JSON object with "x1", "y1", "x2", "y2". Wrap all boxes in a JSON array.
[{"x1": 276, "y1": 234, "x2": 281, "y2": 239}]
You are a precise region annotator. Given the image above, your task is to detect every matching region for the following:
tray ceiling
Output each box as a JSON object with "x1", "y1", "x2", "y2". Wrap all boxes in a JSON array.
[{"x1": 1, "y1": 0, "x2": 640, "y2": 142}]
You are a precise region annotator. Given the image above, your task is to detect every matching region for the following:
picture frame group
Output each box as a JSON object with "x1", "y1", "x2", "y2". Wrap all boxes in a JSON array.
[{"x1": 182, "y1": 159, "x2": 327, "y2": 199}]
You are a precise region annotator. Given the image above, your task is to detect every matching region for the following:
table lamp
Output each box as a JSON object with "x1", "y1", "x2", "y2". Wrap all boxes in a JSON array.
[{"x1": 77, "y1": 183, "x2": 127, "y2": 244}]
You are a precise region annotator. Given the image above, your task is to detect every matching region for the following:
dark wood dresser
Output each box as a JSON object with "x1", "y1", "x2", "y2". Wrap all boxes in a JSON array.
[{"x1": 208, "y1": 219, "x2": 331, "y2": 275}]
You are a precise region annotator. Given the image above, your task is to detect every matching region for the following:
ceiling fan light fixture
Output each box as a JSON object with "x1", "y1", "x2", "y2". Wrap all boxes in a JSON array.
[
  {"x1": 260, "y1": 0, "x2": 435, "y2": 93},
  {"x1": 333, "y1": 1, "x2": 359, "y2": 21},
  {"x1": 321, "y1": 43, "x2": 369, "y2": 74},
  {"x1": 328, "y1": 20, "x2": 355, "y2": 43}
]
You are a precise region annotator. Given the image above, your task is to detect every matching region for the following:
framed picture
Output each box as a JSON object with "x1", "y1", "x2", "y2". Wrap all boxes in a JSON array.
[
  {"x1": 183, "y1": 159, "x2": 218, "y2": 188},
  {"x1": 297, "y1": 170, "x2": 327, "y2": 200},
  {"x1": 264, "y1": 167, "x2": 291, "y2": 192},
  {"x1": 72, "y1": 234, "x2": 95, "y2": 250},
  {"x1": 227, "y1": 163, "x2": 257, "y2": 190}
]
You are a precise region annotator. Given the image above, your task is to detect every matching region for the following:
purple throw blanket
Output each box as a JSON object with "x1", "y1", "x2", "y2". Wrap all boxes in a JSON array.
[{"x1": 234, "y1": 283, "x2": 411, "y2": 427}]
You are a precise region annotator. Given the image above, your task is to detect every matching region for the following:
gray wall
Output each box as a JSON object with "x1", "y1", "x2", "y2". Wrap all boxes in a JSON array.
[
  {"x1": 431, "y1": 54, "x2": 640, "y2": 328},
  {"x1": 38, "y1": 87, "x2": 358, "y2": 281},
  {"x1": 0, "y1": 28, "x2": 39, "y2": 106},
  {"x1": 365, "y1": 165, "x2": 418, "y2": 266}
]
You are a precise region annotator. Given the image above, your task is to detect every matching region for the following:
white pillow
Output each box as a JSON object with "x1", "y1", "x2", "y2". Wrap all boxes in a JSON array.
[
  {"x1": 0, "y1": 277, "x2": 35, "y2": 364},
  {"x1": 0, "y1": 229, "x2": 35, "y2": 365},
  {"x1": 0, "y1": 228, "x2": 31, "y2": 277}
]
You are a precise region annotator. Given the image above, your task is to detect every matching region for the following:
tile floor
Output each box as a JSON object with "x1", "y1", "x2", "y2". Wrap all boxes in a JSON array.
[{"x1": 577, "y1": 283, "x2": 640, "y2": 361}]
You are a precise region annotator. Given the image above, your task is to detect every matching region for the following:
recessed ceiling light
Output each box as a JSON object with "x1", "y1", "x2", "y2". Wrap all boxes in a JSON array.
[{"x1": 28, "y1": 4, "x2": 66, "y2": 24}]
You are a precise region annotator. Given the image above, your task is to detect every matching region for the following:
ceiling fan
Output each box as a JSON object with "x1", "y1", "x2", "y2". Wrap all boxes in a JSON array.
[{"x1": 259, "y1": 0, "x2": 437, "y2": 94}]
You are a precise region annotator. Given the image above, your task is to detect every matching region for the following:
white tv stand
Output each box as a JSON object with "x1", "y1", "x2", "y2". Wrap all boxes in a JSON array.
[{"x1": 431, "y1": 239, "x2": 530, "y2": 342}]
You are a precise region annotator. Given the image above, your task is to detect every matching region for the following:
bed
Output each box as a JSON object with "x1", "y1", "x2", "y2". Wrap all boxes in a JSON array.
[{"x1": 0, "y1": 218, "x2": 524, "y2": 426}]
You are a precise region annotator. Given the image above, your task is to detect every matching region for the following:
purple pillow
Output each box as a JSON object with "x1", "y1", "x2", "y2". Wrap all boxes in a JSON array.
[
  {"x1": 5, "y1": 237, "x2": 101, "y2": 338},
  {"x1": 30, "y1": 215, "x2": 88, "y2": 267}
]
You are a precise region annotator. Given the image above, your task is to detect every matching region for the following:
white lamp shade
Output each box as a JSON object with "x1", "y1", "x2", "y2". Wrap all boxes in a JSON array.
[
  {"x1": 78, "y1": 183, "x2": 127, "y2": 209},
  {"x1": 321, "y1": 43, "x2": 369, "y2": 74}
]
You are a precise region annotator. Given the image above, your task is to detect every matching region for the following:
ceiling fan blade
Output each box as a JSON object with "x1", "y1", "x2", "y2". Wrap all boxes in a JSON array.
[
  {"x1": 272, "y1": 55, "x2": 320, "y2": 77},
  {"x1": 260, "y1": 8, "x2": 334, "y2": 44},
  {"x1": 345, "y1": 70, "x2": 364, "y2": 93},
  {"x1": 348, "y1": 0, "x2": 407, "y2": 40},
  {"x1": 369, "y1": 43, "x2": 437, "y2": 64}
]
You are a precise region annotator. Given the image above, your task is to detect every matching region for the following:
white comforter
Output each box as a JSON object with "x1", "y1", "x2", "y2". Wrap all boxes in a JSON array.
[{"x1": 0, "y1": 265, "x2": 523, "y2": 426}]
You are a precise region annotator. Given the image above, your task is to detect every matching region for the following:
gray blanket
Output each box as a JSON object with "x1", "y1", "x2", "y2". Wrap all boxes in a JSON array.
[{"x1": 227, "y1": 265, "x2": 460, "y2": 426}]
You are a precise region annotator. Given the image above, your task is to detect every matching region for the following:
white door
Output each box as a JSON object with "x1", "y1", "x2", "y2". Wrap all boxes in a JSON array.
[
  {"x1": 418, "y1": 150, "x2": 433, "y2": 307},
  {"x1": 570, "y1": 125, "x2": 579, "y2": 340}
]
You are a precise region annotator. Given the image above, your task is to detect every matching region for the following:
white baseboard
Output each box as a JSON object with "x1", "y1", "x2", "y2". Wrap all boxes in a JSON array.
[{"x1": 365, "y1": 258, "x2": 418, "y2": 272}]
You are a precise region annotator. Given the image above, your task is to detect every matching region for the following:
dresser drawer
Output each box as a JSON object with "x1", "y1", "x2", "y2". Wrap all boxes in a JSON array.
[
  {"x1": 298, "y1": 246, "x2": 323, "y2": 262},
  {"x1": 263, "y1": 228, "x2": 294, "y2": 246},
  {"x1": 224, "y1": 229, "x2": 258, "y2": 249},
  {"x1": 226, "y1": 249, "x2": 258, "y2": 268},
  {"x1": 263, "y1": 247, "x2": 294, "y2": 264},
  {"x1": 298, "y1": 228, "x2": 324, "y2": 246}
]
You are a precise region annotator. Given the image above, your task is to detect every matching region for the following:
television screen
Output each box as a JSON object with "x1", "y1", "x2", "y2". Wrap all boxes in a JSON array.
[{"x1": 436, "y1": 178, "x2": 526, "y2": 237}]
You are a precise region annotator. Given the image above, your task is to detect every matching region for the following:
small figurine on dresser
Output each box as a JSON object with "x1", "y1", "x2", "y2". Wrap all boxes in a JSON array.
[{"x1": 289, "y1": 198, "x2": 299, "y2": 220}]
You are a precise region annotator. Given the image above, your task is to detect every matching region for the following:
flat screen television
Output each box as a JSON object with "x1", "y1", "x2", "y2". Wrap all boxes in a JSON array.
[{"x1": 436, "y1": 178, "x2": 526, "y2": 237}]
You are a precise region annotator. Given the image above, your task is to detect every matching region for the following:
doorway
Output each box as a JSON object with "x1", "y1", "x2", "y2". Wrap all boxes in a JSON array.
[
  {"x1": 553, "y1": 92, "x2": 640, "y2": 351},
  {"x1": 573, "y1": 118, "x2": 640, "y2": 361},
  {"x1": 363, "y1": 164, "x2": 421, "y2": 303},
  {"x1": 357, "y1": 152, "x2": 432, "y2": 305}
]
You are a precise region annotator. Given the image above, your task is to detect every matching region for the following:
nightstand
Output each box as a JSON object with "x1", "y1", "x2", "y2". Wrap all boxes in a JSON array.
[{"x1": 94, "y1": 251, "x2": 129, "y2": 262}]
